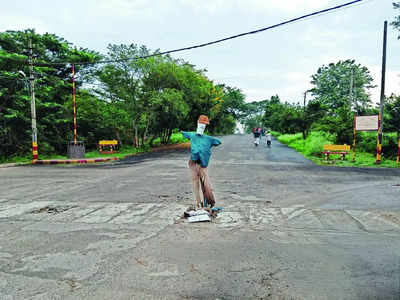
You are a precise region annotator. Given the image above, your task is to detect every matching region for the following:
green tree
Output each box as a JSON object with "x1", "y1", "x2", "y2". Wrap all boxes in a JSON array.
[
  {"x1": 303, "y1": 99, "x2": 326, "y2": 138},
  {"x1": 96, "y1": 43, "x2": 155, "y2": 147},
  {"x1": 310, "y1": 60, "x2": 375, "y2": 114},
  {"x1": 63, "y1": 90, "x2": 130, "y2": 148},
  {"x1": 0, "y1": 29, "x2": 100, "y2": 159},
  {"x1": 141, "y1": 58, "x2": 189, "y2": 144},
  {"x1": 243, "y1": 100, "x2": 268, "y2": 133},
  {"x1": 386, "y1": 94, "x2": 400, "y2": 133},
  {"x1": 208, "y1": 85, "x2": 246, "y2": 134},
  {"x1": 385, "y1": 94, "x2": 400, "y2": 156},
  {"x1": 310, "y1": 60, "x2": 375, "y2": 143},
  {"x1": 391, "y1": 2, "x2": 400, "y2": 38}
]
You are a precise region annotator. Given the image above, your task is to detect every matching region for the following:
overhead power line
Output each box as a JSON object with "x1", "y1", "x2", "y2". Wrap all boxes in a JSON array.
[{"x1": 36, "y1": 0, "x2": 364, "y2": 66}]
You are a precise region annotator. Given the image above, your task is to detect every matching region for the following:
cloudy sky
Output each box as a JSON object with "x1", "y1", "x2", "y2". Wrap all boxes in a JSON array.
[{"x1": 1, "y1": 0, "x2": 399, "y2": 104}]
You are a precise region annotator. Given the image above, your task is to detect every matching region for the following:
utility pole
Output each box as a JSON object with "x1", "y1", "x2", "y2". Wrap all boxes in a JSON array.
[
  {"x1": 303, "y1": 91, "x2": 308, "y2": 139},
  {"x1": 350, "y1": 67, "x2": 356, "y2": 162},
  {"x1": 72, "y1": 64, "x2": 77, "y2": 145},
  {"x1": 28, "y1": 39, "x2": 38, "y2": 160},
  {"x1": 349, "y1": 67, "x2": 354, "y2": 109},
  {"x1": 376, "y1": 21, "x2": 387, "y2": 164}
]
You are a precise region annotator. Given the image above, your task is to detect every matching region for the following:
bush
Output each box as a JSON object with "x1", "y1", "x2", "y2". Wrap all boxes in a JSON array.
[
  {"x1": 278, "y1": 133, "x2": 304, "y2": 152},
  {"x1": 278, "y1": 133, "x2": 303, "y2": 145},
  {"x1": 357, "y1": 132, "x2": 376, "y2": 153},
  {"x1": 382, "y1": 132, "x2": 399, "y2": 159},
  {"x1": 270, "y1": 131, "x2": 281, "y2": 137},
  {"x1": 357, "y1": 132, "x2": 399, "y2": 158},
  {"x1": 304, "y1": 131, "x2": 336, "y2": 156}
]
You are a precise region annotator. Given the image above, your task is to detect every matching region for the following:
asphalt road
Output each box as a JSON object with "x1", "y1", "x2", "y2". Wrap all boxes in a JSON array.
[{"x1": 1, "y1": 134, "x2": 400, "y2": 299}]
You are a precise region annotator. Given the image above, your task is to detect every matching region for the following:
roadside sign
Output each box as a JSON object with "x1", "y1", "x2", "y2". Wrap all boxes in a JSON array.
[
  {"x1": 355, "y1": 115, "x2": 378, "y2": 131},
  {"x1": 353, "y1": 115, "x2": 379, "y2": 162}
]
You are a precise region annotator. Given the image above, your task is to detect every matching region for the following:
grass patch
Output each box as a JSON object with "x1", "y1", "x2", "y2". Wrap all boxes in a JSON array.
[
  {"x1": 277, "y1": 131, "x2": 400, "y2": 168},
  {"x1": 0, "y1": 132, "x2": 189, "y2": 165}
]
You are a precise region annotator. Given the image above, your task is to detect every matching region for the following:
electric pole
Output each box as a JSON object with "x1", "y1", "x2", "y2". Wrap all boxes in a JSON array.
[
  {"x1": 376, "y1": 21, "x2": 387, "y2": 164},
  {"x1": 28, "y1": 39, "x2": 38, "y2": 160},
  {"x1": 349, "y1": 67, "x2": 354, "y2": 109},
  {"x1": 303, "y1": 91, "x2": 308, "y2": 139}
]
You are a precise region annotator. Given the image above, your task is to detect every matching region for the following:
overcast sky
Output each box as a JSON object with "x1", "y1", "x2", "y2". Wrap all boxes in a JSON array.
[{"x1": 1, "y1": 0, "x2": 399, "y2": 104}]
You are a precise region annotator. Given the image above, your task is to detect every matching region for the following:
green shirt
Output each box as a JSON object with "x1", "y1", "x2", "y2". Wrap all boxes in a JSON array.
[{"x1": 182, "y1": 132, "x2": 221, "y2": 167}]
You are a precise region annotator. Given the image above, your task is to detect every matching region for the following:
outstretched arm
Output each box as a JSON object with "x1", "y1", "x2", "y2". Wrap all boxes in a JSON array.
[
  {"x1": 182, "y1": 131, "x2": 192, "y2": 139},
  {"x1": 212, "y1": 137, "x2": 222, "y2": 147}
]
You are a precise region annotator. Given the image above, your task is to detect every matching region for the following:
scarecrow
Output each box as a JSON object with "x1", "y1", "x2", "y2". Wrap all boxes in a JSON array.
[{"x1": 182, "y1": 115, "x2": 221, "y2": 208}]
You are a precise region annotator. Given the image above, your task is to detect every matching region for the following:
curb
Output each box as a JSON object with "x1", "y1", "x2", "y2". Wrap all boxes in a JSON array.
[
  {"x1": 150, "y1": 142, "x2": 190, "y2": 152},
  {"x1": 31, "y1": 157, "x2": 120, "y2": 165},
  {"x1": 123, "y1": 142, "x2": 191, "y2": 158},
  {"x1": 0, "y1": 162, "x2": 30, "y2": 168},
  {"x1": 28, "y1": 142, "x2": 191, "y2": 166}
]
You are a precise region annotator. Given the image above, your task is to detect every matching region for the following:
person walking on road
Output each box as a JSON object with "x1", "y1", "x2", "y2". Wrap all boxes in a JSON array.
[
  {"x1": 182, "y1": 115, "x2": 221, "y2": 208},
  {"x1": 253, "y1": 127, "x2": 261, "y2": 146},
  {"x1": 266, "y1": 131, "x2": 272, "y2": 148}
]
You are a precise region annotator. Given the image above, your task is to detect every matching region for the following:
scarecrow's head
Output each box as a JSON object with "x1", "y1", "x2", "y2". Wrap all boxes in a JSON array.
[{"x1": 196, "y1": 115, "x2": 209, "y2": 135}]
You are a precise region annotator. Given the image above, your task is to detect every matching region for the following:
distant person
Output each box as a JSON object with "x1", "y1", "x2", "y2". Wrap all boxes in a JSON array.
[
  {"x1": 266, "y1": 131, "x2": 272, "y2": 148},
  {"x1": 253, "y1": 127, "x2": 261, "y2": 146},
  {"x1": 182, "y1": 115, "x2": 221, "y2": 208}
]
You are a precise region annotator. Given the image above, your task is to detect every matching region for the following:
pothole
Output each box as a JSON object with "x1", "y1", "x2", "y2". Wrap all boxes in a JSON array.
[{"x1": 31, "y1": 205, "x2": 77, "y2": 214}]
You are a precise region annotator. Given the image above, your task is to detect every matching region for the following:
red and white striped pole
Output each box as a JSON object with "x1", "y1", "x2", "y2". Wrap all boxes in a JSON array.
[
  {"x1": 352, "y1": 115, "x2": 356, "y2": 162},
  {"x1": 376, "y1": 115, "x2": 382, "y2": 163},
  {"x1": 72, "y1": 64, "x2": 77, "y2": 145}
]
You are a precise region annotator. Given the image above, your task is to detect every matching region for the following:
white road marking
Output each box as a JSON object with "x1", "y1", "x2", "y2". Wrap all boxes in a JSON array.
[
  {"x1": 74, "y1": 203, "x2": 132, "y2": 223},
  {"x1": 0, "y1": 201, "x2": 55, "y2": 218},
  {"x1": 0, "y1": 201, "x2": 399, "y2": 233}
]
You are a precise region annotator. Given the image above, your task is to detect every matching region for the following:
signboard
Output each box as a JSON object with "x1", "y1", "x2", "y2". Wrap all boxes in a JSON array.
[{"x1": 355, "y1": 115, "x2": 378, "y2": 131}]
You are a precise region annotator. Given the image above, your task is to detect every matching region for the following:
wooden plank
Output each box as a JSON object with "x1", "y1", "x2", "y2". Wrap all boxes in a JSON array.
[{"x1": 323, "y1": 144, "x2": 350, "y2": 151}]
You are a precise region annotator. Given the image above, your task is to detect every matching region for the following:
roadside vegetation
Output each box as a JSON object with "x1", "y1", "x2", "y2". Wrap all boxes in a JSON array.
[
  {"x1": 241, "y1": 60, "x2": 400, "y2": 168},
  {"x1": 0, "y1": 30, "x2": 246, "y2": 163},
  {"x1": 240, "y1": 4, "x2": 400, "y2": 168},
  {"x1": 2, "y1": 4, "x2": 400, "y2": 165},
  {"x1": 276, "y1": 131, "x2": 399, "y2": 168},
  {"x1": 0, "y1": 132, "x2": 189, "y2": 164},
  {"x1": 242, "y1": 60, "x2": 400, "y2": 168}
]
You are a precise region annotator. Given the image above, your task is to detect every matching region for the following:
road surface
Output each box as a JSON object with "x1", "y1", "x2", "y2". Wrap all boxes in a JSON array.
[{"x1": 1, "y1": 134, "x2": 400, "y2": 299}]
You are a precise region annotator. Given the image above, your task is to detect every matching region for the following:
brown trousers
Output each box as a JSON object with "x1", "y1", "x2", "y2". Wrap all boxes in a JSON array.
[{"x1": 188, "y1": 160, "x2": 215, "y2": 208}]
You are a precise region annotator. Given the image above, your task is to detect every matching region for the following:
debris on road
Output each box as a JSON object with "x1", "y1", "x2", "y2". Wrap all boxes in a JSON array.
[
  {"x1": 135, "y1": 258, "x2": 148, "y2": 267},
  {"x1": 31, "y1": 205, "x2": 76, "y2": 214},
  {"x1": 187, "y1": 214, "x2": 211, "y2": 222},
  {"x1": 183, "y1": 206, "x2": 223, "y2": 223}
]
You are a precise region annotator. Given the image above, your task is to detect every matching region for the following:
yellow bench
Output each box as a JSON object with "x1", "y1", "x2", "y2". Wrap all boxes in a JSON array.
[
  {"x1": 322, "y1": 144, "x2": 350, "y2": 161},
  {"x1": 99, "y1": 140, "x2": 118, "y2": 154}
]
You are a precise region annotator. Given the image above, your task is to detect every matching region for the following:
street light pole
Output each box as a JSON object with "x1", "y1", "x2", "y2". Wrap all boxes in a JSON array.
[{"x1": 28, "y1": 39, "x2": 38, "y2": 160}]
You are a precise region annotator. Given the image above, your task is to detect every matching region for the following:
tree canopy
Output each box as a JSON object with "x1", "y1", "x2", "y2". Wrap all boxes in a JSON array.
[
  {"x1": 0, "y1": 29, "x2": 101, "y2": 157},
  {"x1": 310, "y1": 60, "x2": 375, "y2": 114},
  {"x1": 391, "y1": 2, "x2": 400, "y2": 38},
  {"x1": 0, "y1": 30, "x2": 246, "y2": 160}
]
